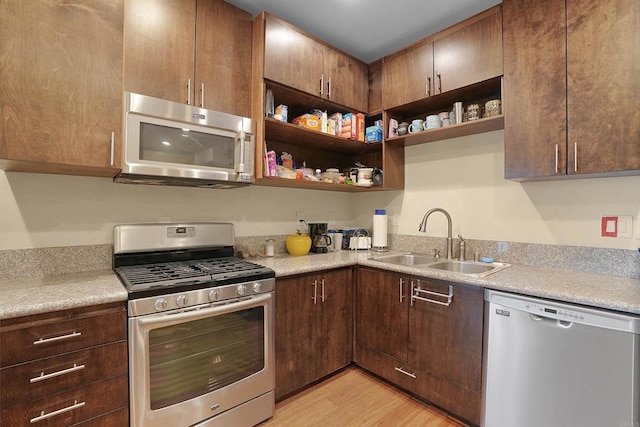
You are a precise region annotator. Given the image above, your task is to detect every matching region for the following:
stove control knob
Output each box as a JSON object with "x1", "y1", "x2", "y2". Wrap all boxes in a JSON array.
[
  {"x1": 154, "y1": 298, "x2": 168, "y2": 311},
  {"x1": 237, "y1": 284, "x2": 246, "y2": 296},
  {"x1": 208, "y1": 290, "x2": 220, "y2": 301},
  {"x1": 253, "y1": 283, "x2": 262, "y2": 293},
  {"x1": 176, "y1": 295, "x2": 188, "y2": 306}
]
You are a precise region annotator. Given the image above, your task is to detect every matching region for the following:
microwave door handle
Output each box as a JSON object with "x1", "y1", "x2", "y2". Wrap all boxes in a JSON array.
[{"x1": 237, "y1": 130, "x2": 245, "y2": 173}]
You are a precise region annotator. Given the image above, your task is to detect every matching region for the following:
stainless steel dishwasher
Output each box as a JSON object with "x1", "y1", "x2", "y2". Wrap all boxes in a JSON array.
[{"x1": 482, "y1": 289, "x2": 640, "y2": 427}]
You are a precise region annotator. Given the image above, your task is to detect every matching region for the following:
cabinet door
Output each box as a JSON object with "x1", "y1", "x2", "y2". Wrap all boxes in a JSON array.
[
  {"x1": 274, "y1": 275, "x2": 314, "y2": 399},
  {"x1": 382, "y1": 40, "x2": 433, "y2": 109},
  {"x1": 503, "y1": 0, "x2": 567, "y2": 179},
  {"x1": 324, "y1": 49, "x2": 368, "y2": 112},
  {"x1": 433, "y1": 6, "x2": 503, "y2": 94},
  {"x1": 408, "y1": 280, "x2": 483, "y2": 392},
  {"x1": 356, "y1": 268, "x2": 409, "y2": 362},
  {"x1": 0, "y1": 0, "x2": 123, "y2": 174},
  {"x1": 194, "y1": 0, "x2": 252, "y2": 117},
  {"x1": 567, "y1": 0, "x2": 640, "y2": 175},
  {"x1": 264, "y1": 16, "x2": 325, "y2": 97},
  {"x1": 314, "y1": 268, "x2": 353, "y2": 380},
  {"x1": 123, "y1": 0, "x2": 196, "y2": 104}
]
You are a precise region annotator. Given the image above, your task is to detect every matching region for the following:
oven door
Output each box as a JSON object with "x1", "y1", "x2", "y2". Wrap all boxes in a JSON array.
[{"x1": 128, "y1": 293, "x2": 274, "y2": 427}]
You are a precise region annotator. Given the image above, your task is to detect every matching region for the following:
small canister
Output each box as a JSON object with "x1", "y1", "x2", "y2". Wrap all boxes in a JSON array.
[
  {"x1": 466, "y1": 103, "x2": 481, "y2": 121},
  {"x1": 265, "y1": 239, "x2": 275, "y2": 257},
  {"x1": 484, "y1": 99, "x2": 502, "y2": 117}
]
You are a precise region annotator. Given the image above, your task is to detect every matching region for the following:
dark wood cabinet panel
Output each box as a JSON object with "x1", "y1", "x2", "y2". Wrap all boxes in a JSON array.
[
  {"x1": 355, "y1": 268, "x2": 483, "y2": 425},
  {"x1": 324, "y1": 48, "x2": 369, "y2": 113},
  {"x1": 503, "y1": 0, "x2": 567, "y2": 179},
  {"x1": 1, "y1": 341, "x2": 127, "y2": 408},
  {"x1": 408, "y1": 279, "x2": 483, "y2": 392},
  {"x1": 1, "y1": 307, "x2": 126, "y2": 367},
  {"x1": 275, "y1": 268, "x2": 354, "y2": 399},
  {"x1": 264, "y1": 16, "x2": 325, "y2": 98},
  {"x1": 433, "y1": 6, "x2": 503, "y2": 94},
  {"x1": 123, "y1": 0, "x2": 196, "y2": 104},
  {"x1": 566, "y1": 0, "x2": 640, "y2": 175},
  {"x1": 504, "y1": 0, "x2": 640, "y2": 180},
  {"x1": 368, "y1": 59, "x2": 383, "y2": 115},
  {"x1": 382, "y1": 41, "x2": 433, "y2": 110},
  {"x1": 1, "y1": 375, "x2": 128, "y2": 427},
  {"x1": 0, "y1": 0, "x2": 123, "y2": 177},
  {"x1": 314, "y1": 268, "x2": 353, "y2": 379},
  {"x1": 124, "y1": 0, "x2": 251, "y2": 115},
  {"x1": 194, "y1": 0, "x2": 252, "y2": 116},
  {"x1": 274, "y1": 273, "x2": 315, "y2": 399},
  {"x1": 355, "y1": 268, "x2": 409, "y2": 362}
]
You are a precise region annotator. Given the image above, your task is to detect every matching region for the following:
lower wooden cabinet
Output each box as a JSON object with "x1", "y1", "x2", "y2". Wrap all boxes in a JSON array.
[
  {"x1": 275, "y1": 267, "x2": 353, "y2": 400},
  {"x1": 0, "y1": 302, "x2": 128, "y2": 427},
  {"x1": 355, "y1": 267, "x2": 484, "y2": 425}
]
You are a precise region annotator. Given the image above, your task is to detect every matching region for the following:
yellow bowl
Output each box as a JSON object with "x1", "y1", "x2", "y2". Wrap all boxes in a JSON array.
[{"x1": 285, "y1": 233, "x2": 312, "y2": 256}]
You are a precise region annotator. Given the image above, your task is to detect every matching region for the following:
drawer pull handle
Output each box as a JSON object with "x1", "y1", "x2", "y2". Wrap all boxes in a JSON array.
[
  {"x1": 412, "y1": 285, "x2": 454, "y2": 306},
  {"x1": 30, "y1": 363, "x2": 85, "y2": 383},
  {"x1": 33, "y1": 331, "x2": 81, "y2": 346},
  {"x1": 394, "y1": 366, "x2": 417, "y2": 379},
  {"x1": 30, "y1": 400, "x2": 85, "y2": 423}
]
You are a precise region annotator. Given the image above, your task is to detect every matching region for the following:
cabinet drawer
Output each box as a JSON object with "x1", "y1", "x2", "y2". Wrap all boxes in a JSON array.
[
  {"x1": 1, "y1": 308, "x2": 126, "y2": 366},
  {"x1": 1, "y1": 341, "x2": 127, "y2": 408},
  {"x1": 0, "y1": 375, "x2": 128, "y2": 427},
  {"x1": 71, "y1": 407, "x2": 129, "y2": 427},
  {"x1": 354, "y1": 343, "x2": 415, "y2": 392}
]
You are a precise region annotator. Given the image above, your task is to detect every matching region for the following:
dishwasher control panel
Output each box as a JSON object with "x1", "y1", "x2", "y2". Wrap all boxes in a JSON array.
[{"x1": 486, "y1": 290, "x2": 640, "y2": 333}]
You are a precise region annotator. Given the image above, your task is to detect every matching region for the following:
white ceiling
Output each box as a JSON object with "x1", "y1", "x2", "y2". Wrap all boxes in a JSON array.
[{"x1": 225, "y1": 0, "x2": 501, "y2": 63}]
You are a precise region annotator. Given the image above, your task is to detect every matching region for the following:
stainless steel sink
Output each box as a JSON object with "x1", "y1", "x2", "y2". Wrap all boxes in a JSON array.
[
  {"x1": 371, "y1": 253, "x2": 433, "y2": 266},
  {"x1": 371, "y1": 253, "x2": 511, "y2": 277}
]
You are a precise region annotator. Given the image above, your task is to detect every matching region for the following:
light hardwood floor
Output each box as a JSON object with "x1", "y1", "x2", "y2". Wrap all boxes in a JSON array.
[{"x1": 262, "y1": 366, "x2": 468, "y2": 427}]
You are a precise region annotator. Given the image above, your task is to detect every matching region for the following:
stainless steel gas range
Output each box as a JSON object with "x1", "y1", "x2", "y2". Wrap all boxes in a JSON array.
[{"x1": 113, "y1": 223, "x2": 276, "y2": 427}]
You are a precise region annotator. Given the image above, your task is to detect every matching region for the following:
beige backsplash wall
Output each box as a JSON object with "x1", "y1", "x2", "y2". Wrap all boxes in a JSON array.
[
  {"x1": 0, "y1": 172, "x2": 354, "y2": 250},
  {"x1": 1, "y1": 130, "x2": 639, "y2": 251},
  {"x1": 353, "y1": 130, "x2": 640, "y2": 251}
]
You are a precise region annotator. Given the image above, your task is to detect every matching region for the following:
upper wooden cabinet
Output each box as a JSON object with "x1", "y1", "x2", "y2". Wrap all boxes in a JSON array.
[
  {"x1": 383, "y1": 6, "x2": 502, "y2": 110},
  {"x1": 0, "y1": 0, "x2": 123, "y2": 178},
  {"x1": 504, "y1": 0, "x2": 640, "y2": 180},
  {"x1": 124, "y1": 0, "x2": 252, "y2": 117},
  {"x1": 263, "y1": 14, "x2": 368, "y2": 112}
]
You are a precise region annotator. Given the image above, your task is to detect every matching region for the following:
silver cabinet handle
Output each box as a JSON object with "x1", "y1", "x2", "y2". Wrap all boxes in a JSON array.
[
  {"x1": 320, "y1": 278, "x2": 326, "y2": 303},
  {"x1": 436, "y1": 72, "x2": 442, "y2": 93},
  {"x1": 311, "y1": 279, "x2": 318, "y2": 304},
  {"x1": 412, "y1": 285, "x2": 453, "y2": 306},
  {"x1": 326, "y1": 77, "x2": 331, "y2": 99},
  {"x1": 574, "y1": 141, "x2": 578, "y2": 172},
  {"x1": 30, "y1": 363, "x2": 85, "y2": 383},
  {"x1": 109, "y1": 132, "x2": 115, "y2": 166},
  {"x1": 394, "y1": 366, "x2": 417, "y2": 379},
  {"x1": 30, "y1": 400, "x2": 85, "y2": 423},
  {"x1": 410, "y1": 281, "x2": 415, "y2": 306},
  {"x1": 187, "y1": 79, "x2": 192, "y2": 105},
  {"x1": 426, "y1": 75, "x2": 431, "y2": 96},
  {"x1": 399, "y1": 278, "x2": 404, "y2": 302},
  {"x1": 33, "y1": 331, "x2": 81, "y2": 346},
  {"x1": 200, "y1": 83, "x2": 205, "y2": 108},
  {"x1": 319, "y1": 74, "x2": 324, "y2": 96},
  {"x1": 555, "y1": 144, "x2": 559, "y2": 174}
]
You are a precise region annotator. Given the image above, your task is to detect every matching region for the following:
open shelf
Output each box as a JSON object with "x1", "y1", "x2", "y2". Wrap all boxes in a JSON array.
[
  {"x1": 388, "y1": 115, "x2": 504, "y2": 146},
  {"x1": 264, "y1": 118, "x2": 382, "y2": 154},
  {"x1": 255, "y1": 176, "x2": 392, "y2": 192}
]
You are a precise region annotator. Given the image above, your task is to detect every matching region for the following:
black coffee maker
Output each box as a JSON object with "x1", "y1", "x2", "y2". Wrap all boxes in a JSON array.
[{"x1": 308, "y1": 222, "x2": 332, "y2": 254}]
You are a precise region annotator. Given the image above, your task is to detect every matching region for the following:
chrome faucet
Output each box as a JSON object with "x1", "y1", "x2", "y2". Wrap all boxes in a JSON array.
[{"x1": 419, "y1": 208, "x2": 453, "y2": 260}]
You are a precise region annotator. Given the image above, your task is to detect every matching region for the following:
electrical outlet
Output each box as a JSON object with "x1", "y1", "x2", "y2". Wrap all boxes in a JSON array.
[{"x1": 617, "y1": 216, "x2": 633, "y2": 238}]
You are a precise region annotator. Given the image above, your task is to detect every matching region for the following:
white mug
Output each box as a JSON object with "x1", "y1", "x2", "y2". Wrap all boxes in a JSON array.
[
  {"x1": 333, "y1": 233, "x2": 343, "y2": 251},
  {"x1": 408, "y1": 119, "x2": 424, "y2": 133},
  {"x1": 425, "y1": 114, "x2": 441, "y2": 130}
]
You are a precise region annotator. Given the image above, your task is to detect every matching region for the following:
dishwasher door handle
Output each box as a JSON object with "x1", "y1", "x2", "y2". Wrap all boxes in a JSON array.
[{"x1": 531, "y1": 313, "x2": 573, "y2": 328}]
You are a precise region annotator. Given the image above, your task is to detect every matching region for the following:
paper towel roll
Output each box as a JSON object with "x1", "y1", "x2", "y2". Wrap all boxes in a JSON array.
[{"x1": 372, "y1": 209, "x2": 388, "y2": 249}]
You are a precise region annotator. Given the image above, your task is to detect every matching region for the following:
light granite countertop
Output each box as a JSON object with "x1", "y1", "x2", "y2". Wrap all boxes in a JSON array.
[
  {"x1": 0, "y1": 270, "x2": 127, "y2": 320},
  {"x1": 1, "y1": 251, "x2": 639, "y2": 319}
]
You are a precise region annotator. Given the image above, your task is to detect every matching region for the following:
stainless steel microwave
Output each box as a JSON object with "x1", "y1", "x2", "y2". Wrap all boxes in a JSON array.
[{"x1": 114, "y1": 92, "x2": 254, "y2": 189}]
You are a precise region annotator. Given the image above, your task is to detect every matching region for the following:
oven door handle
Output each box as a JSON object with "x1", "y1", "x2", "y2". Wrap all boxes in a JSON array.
[{"x1": 136, "y1": 294, "x2": 271, "y2": 326}]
